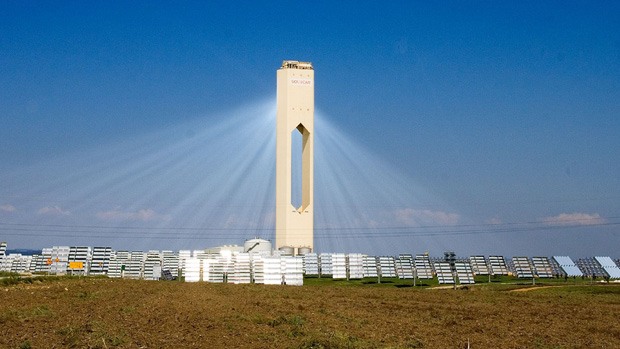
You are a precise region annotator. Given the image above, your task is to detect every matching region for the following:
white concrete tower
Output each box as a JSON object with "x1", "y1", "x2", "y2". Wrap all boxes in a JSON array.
[{"x1": 276, "y1": 60, "x2": 314, "y2": 253}]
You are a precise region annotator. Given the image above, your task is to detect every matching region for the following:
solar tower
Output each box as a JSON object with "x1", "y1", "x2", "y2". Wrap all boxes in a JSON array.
[{"x1": 275, "y1": 60, "x2": 314, "y2": 254}]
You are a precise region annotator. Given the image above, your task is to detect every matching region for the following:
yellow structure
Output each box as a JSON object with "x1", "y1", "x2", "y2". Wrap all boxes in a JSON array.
[{"x1": 275, "y1": 60, "x2": 314, "y2": 253}]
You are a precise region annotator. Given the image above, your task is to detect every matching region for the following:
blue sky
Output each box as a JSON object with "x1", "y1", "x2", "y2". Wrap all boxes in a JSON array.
[{"x1": 1, "y1": 2, "x2": 619, "y2": 257}]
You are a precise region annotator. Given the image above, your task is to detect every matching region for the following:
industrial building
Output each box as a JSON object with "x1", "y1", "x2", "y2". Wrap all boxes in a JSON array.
[{"x1": 276, "y1": 60, "x2": 315, "y2": 254}]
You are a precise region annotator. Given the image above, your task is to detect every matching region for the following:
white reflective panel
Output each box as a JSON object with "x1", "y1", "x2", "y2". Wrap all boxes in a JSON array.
[
  {"x1": 107, "y1": 258, "x2": 123, "y2": 278},
  {"x1": 488, "y1": 256, "x2": 509, "y2": 276},
  {"x1": 595, "y1": 256, "x2": 617, "y2": 268},
  {"x1": 162, "y1": 251, "x2": 180, "y2": 278},
  {"x1": 303, "y1": 253, "x2": 319, "y2": 276},
  {"x1": 434, "y1": 262, "x2": 454, "y2": 284},
  {"x1": 414, "y1": 255, "x2": 434, "y2": 279},
  {"x1": 124, "y1": 252, "x2": 145, "y2": 280},
  {"x1": 595, "y1": 256, "x2": 620, "y2": 279},
  {"x1": 363, "y1": 256, "x2": 378, "y2": 278},
  {"x1": 184, "y1": 258, "x2": 201, "y2": 282},
  {"x1": 395, "y1": 256, "x2": 414, "y2": 279},
  {"x1": 37, "y1": 248, "x2": 52, "y2": 273},
  {"x1": 26, "y1": 256, "x2": 35, "y2": 272},
  {"x1": 378, "y1": 256, "x2": 396, "y2": 278},
  {"x1": 252, "y1": 256, "x2": 265, "y2": 284},
  {"x1": 142, "y1": 250, "x2": 162, "y2": 281},
  {"x1": 29, "y1": 255, "x2": 41, "y2": 273},
  {"x1": 0, "y1": 261, "x2": 9, "y2": 272},
  {"x1": 332, "y1": 253, "x2": 347, "y2": 279},
  {"x1": 553, "y1": 256, "x2": 583, "y2": 277},
  {"x1": 282, "y1": 256, "x2": 304, "y2": 286},
  {"x1": 90, "y1": 247, "x2": 112, "y2": 276},
  {"x1": 455, "y1": 262, "x2": 475, "y2": 284},
  {"x1": 203, "y1": 258, "x2": 225, "y2": 283},
  {"x1": 231, "y1": 253, "x2": 252, "y2": 284},
  {"x1": 347, "y1": 253, "x2": 364, "y2": 279},
  {"x1": 67, "y1": 246, "x2": 92, "y2": 276},
  {"x1": 6, "y1": 254, "x2": 33, "y2": 273},
  {"x1": 0, "y1": 250, "x2": 15, "y2": 272},
  {"x1": 531, "y1": 257, "x2": 553, "y2": 278},
  {"x1": 143, "y1": 261, "x2": 161, "y2": 281},
  {"x1": 469, "y1": 255, "x2": 489, "y2": 276},
  {"x1": 263, "y1": 257, "x2": 283, "y2": 285},
  {"x1": 319, "y1": 253, "x2": 333, "y2": 276},
  {"x1": 49, "y1": 246, "x2": 70, "y2": 275},
  {"x1": 553, "y1": 256, "x2": 574, "y2": 266},
  {"x1": 178, "y1": 250, "x2": 192, "y2": 277},
  {"x1": 512, "y1": 257, "x2": 534, "y2": 278}
]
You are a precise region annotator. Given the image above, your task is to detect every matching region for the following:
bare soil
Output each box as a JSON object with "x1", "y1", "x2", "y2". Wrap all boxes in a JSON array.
[{"x1": 1, "y1": 278, "x2": 619, "y2": 348}]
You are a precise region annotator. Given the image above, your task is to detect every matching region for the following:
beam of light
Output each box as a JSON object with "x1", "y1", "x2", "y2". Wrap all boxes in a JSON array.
[
  {"x1": 3, "y1": 97, "x2": 458, "y2": 254},
  {"x1": 2, "y1": 98, "x2": 616, "y2": 256},
  {"x1": 312, "y1": 110, "x2": 460, "y2": 254},
  {"x1": 1, "y1": 99, "x2": 278, "y2": 250}
]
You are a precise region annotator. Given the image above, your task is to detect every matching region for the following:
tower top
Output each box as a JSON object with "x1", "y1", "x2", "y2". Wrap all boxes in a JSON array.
[{"x1": 281, "y1": 60, "x2": 313, "y2": 70}]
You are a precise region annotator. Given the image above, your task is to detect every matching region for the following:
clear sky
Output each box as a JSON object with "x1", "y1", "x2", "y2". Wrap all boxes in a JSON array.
[{"x1": 1, "y1": 1, "x2": 619, "y2": 257}]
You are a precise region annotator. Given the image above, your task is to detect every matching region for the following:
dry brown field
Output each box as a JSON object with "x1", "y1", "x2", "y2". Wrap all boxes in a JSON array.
[{"x1": 1, "y1": 277, "x2": 619, "y2": 348}]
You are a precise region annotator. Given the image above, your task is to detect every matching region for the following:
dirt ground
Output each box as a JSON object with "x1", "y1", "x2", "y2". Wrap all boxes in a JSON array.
[{"x1": 1, "y1": 278, "x2": 619, "y2": 348}]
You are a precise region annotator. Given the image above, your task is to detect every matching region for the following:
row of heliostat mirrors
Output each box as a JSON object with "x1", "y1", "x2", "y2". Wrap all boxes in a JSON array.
[{"x1": 2, "y1": 243, "x2": 620, "y2": 284}]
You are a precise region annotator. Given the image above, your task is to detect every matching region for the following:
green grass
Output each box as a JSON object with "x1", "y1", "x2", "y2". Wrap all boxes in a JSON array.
[
  {"x1": 298, "y1": 330, "x2": 425, "y2": 349},
  {"x1": 0, "y1": 304, "x2": 55, "y2": 325},
  {"x1": 0, "y1": 274, "x2": 82, "y2": 286},
  {"x1": 0, "y1": 271, "x2": 20, "y2": 278},
  {"x1": 0, "y1": 271, "x2": 607, "y2": 290},
  {"x1": 303, "y1": 276, "x2": 428, "y2": 288},
  {"x1": 533, "y1": 283, "x2": 620, "y2": 295},
  {"x1": 302, "y1": 274, "x2": 606, "y2": 290}
]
